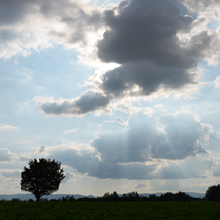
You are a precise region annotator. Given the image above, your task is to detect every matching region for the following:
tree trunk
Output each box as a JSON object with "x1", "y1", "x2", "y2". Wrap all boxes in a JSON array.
[{"x1": 36, "y1": 195, "x2": 41, "y2": 202}]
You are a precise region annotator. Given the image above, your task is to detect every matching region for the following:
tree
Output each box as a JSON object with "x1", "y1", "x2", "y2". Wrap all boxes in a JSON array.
[
  {"x1": 160, "y1": 192, "x2": 175, "y2": 201},
  {"x1": 103, "y1": 192, "x2": 110, "y2": 198},
  {"x1": 205, "y1": 184, "x2": 220, "y2": 201},
  {"x1": 174, "y1": 192, "x2": 191, "y2": 201},
  {"x1": 111, "y1": 191, "x2": 119, "y2": 198},
  {"x1": 21, "y1": 158, "x2": 65, "y2": 201}
]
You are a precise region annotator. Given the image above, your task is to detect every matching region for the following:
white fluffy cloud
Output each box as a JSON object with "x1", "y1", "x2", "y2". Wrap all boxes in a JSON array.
[{"x1": 215, "y1": 76, "x2": 220, "y2": 88}]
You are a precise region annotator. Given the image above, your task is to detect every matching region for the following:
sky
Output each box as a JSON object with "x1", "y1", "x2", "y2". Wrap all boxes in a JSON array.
[{"x1": 1, "y1": 0, "x2": 220, "y2": 197}]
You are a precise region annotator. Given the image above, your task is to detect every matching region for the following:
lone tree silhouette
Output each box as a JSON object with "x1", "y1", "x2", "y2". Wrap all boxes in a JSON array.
[
  {"x1": 205, "y1": 184, "x2": 220, "y2": 201},
  {"x1": 21, "y1": 158, "x2": 65, "y2": 201}
]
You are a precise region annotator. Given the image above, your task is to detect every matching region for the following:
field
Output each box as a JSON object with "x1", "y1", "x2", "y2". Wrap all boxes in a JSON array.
[{"x1": 0, "y1": 201, "x2": 220, "y2": 220}]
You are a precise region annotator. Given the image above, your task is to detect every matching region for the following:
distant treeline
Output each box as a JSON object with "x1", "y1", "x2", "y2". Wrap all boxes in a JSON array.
[
  {"x1": 82, "y1": 191, "x2": 202, "y2": 202},
  {"x1": 8, "y1": 191, "x2": 204, "y2": 202}
]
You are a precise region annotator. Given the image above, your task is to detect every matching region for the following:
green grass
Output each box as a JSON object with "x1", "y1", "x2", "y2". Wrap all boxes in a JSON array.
[{"x1": 0, "y1": 201, "x2": 220, "y2": 219}]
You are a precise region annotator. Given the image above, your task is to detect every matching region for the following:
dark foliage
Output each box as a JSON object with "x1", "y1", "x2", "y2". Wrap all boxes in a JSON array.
[
  {"x1": 99, "y1": 191, "x2": 195, "y2": 202},
  {"x1": 77, "y1": 197, "x2": 97, "y2": 202},
  {"x1": 148, "y1": 194, "x2": 158, "y2": 201},
  {"x1": 60, "y1": 195, "x2": 76, "y2": 202},
  {"x1": 205, "y1": 184, "x2": 220, "y2": 201},
  {"x1": 160, "y1": 192, "x2": 175, "y2": 201},
  {"x1": 11, "y1": 198, "x2": 21, "y2": 202},
  {"x1": 8, "y1": 190, "x2": 203, "y2": 202},
  {"x1": 102, "y1": 191, "x2": 120, "y2": 201},
  {"x1": 21, "y1": 158, "x2": 65, "y2": 201}
]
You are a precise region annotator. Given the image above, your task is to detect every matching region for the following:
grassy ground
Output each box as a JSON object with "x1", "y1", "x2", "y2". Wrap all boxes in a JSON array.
[{"x1": 0, "y1": 201, "x2": 220, "y2": 220}]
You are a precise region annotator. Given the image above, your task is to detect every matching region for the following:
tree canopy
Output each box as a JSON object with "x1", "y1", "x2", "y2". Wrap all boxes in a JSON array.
[
  {"x1": 205, "y1": 184, "x2": 220, "y2": 201},
  {"x1": 21, "y1": 158, "x2": 65, "y2": 201}
]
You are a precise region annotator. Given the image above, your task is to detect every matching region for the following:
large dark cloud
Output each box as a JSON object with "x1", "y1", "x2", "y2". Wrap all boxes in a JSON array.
[
  {"x1": 98, "y1": 0, "x2": 193, "y2": 66},
  {"x1": 101, "y1": 61, "x2": 197, "y2": 97},
  {"x1": 98, "y1": 0, "x2": 218, "y2": 66},
  {"x1": 96, "y1": 0, "x2": 219, "y2": 99},
  {"x1": 0, "y1": 0, "x2": 35, "y2": 25}
]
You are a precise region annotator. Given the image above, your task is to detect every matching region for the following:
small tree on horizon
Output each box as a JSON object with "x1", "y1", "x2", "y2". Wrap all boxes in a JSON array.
[{"x1": 21, "y1": 158, "x2": 65, "y2": 201}]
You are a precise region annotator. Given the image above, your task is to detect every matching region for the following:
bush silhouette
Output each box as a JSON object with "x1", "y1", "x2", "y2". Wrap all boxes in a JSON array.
[{"x1": 21, "y1": 158, "x2": 65, "y2": 201}]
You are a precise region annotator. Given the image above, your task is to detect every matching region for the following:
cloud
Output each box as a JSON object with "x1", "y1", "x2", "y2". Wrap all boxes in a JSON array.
[
  {"x1": 0, "y1": 124, "x2": 17, "y2": 131},
  {"x1": 98, "y1": 0, "x2": 192, "y2": 65},
  {"x1": 34, "y1": 0, "x2": 219, "y2": 116},
  {"x1": 178, "y1": 0, "x2": 220, "y2": 14},
  {"x1": 134, "y1": 183, "x2": 148, "y2": 189},
  {"x1": 96, "y1": 0, "x2": 219, "y2": 98},
  {"x1": 62, "y1": 171, "x2": 77, "y2": 184},
  {"x1": 0, "y1": 148, "x2": 18, "y2": 162},
  {"x1": 0, "y1": 0, "x2": 36, "y2": 25},
  {"x1": 46, "y1": 145, "x2": 211, "y2": 180},
  {"x1": 91, "y1": 111, "x2": 208, "y2": 163},
  {"x1": 34, "y1": 91, "x2": 111, "y2": 116},
  {"x1": 98, "y1": 0, "x2": 219, "y2": 66},
  {"x1": 64, "y1": 122, "x2": 100, "y2": 145},
  {"x1": 213, "y1": 167, "x2": 220, "y2": 177},
  {"x1": 37, "y1": 110, "x2": 216, "y2": 180},
  {"x1": 215, "y1": 76, "x2": 220, "y2": 88},
  {"x1": 101, "y1": 62, "x2": 198, "y2": 98},
  {"x1": 47, "y1": 147, "x2": 156, "y2": 179},
  {"x1": 156, "y1": 155, "x2": 214, "y2": 179},
  {"x1": 0, "y1": 170, "x2": 21, "y2": 179},
  {"x1": 177, "y1": 0, "x2": 220, "y2": 45},
  {"x1": 19, "y1": 156, "x2": 31, "y2": 162},
  {"x1": 153, "y1": 112, "x2": 208, "y2": 160},
  {"x1": 0, "y1": 0, "x2": 103, "y2": 59}
]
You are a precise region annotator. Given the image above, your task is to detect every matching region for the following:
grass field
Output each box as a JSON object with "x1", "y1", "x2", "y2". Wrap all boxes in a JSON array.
[{"x1": 0, "y1": 201, "x2": 220, "y2": 219}]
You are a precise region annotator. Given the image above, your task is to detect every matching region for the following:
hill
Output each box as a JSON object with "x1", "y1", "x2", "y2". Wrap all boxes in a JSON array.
[{"x1": 0, "y1": 194, "x2": 95, "y2": 201}]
